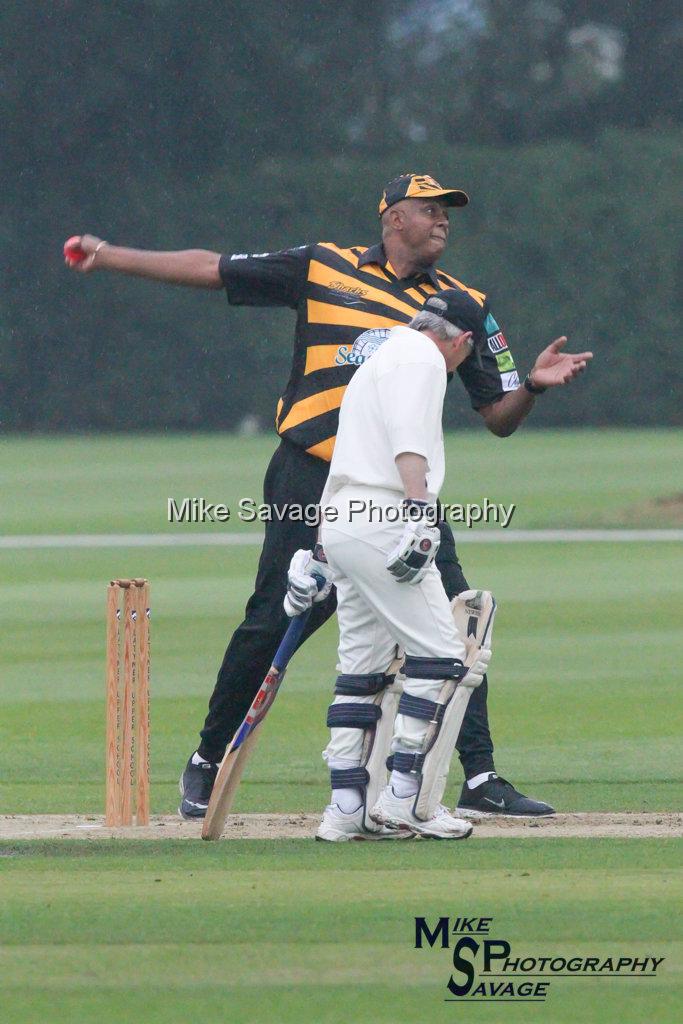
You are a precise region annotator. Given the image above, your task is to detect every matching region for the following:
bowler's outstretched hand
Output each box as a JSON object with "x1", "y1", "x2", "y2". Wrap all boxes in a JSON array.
[
  {"x1": 64, "y1": 234, "x2": 107, "y2": 273},
  {"x1": 530, "y1": 337, "x2": 593, "y2": 388}
]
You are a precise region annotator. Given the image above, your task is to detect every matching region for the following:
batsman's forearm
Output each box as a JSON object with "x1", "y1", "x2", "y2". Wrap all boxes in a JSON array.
[
  {"x1": 479, "y1": 387, "x2": 535, "y2": 437},
  {"x1": 395, "y1": 452, "x2": 429, "y2": 500},
  {"x1": 96, "y1": 245, "x2": 223, "y2": 288}
]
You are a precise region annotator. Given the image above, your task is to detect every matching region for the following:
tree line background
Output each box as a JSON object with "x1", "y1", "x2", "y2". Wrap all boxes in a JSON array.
[{"x1": 2, "y1": 0, "x2": 682, "y2": 431}]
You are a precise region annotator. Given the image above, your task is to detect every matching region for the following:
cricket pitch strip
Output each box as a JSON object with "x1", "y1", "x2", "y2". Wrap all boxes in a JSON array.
[{"x1": 1, "y1": 812, "x2": 681, "y2": 842}]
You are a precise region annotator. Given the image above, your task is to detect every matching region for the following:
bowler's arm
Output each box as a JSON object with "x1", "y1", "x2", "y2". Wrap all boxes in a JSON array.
[
  {"x1": 479, "y1": 337, "x2": 593, "y2": 437},
  {"x1": 65, "y1": 234, "x2": 222, "y2": 289},
  {"x1": 478, "y1": 388, "x2": 535, "y2": 437}
]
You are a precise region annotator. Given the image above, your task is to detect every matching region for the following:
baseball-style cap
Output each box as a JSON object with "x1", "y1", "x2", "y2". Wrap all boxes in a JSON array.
[
  {"x1": 378, "y1": 173, "x2": 469, "y2": 216},
  {"x1": 423, "y1": 289, "x2": 486, "y2": 347}
]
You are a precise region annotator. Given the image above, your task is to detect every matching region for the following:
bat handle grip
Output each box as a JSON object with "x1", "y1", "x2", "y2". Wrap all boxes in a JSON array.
[
  {"x1": 272, "y1": 568, "x2": 328, "y2": 670},
  {"x1": 311, "y1": 569, "x2": 328, "y2": 591},
  {"x1": 272, "y1": 608, "x2": 311, "y2": 672}
]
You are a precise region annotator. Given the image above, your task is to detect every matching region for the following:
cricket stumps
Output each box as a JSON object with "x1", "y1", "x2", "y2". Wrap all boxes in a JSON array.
[{"x1": 105, "y1": 578, "x2": 150, "y2": 826}]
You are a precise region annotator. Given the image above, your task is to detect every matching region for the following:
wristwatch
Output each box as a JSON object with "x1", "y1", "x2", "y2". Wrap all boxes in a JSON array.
[{"x1": 523, "y1": 372, "x2": 547, "y2": 395}]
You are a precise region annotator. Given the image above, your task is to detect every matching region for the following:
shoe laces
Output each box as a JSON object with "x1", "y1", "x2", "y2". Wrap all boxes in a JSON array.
[
  {"x1": 434, "y1": 804, "x2": 453, "y2": 820},
  {"x1": 487, "y1": 776, "x2": 517, "y2": 798}
]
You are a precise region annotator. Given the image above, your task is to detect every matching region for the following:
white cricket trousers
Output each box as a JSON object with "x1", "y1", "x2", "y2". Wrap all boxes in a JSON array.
[{"x1": 320, "y1": 485, "x2": 467, "y2": 765}]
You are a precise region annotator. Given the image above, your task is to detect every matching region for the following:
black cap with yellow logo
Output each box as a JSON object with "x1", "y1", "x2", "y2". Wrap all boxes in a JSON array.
[{"x1": 378, "y1": 173, "x2": 469, "y2": 216}]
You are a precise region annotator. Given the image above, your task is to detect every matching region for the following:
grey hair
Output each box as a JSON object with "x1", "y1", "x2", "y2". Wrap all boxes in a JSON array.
[{"x1": 408, "y1": 309, "x2": 463, "y2": 341}]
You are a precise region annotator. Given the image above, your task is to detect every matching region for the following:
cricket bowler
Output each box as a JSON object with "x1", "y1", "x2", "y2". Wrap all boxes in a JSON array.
[{"x1": 65, "y1": 173, "x2": 591, "y2": 820}]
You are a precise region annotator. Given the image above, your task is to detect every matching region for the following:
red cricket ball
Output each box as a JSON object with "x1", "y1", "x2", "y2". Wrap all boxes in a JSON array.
[{"x1": 64, "y1": 236, "x2": 86, "y2": 264}]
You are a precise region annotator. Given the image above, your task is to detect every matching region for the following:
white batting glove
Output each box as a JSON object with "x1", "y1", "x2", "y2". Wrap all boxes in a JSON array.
[
  {"x1": 461, "y1": 647, "x2": 491, "y2": 689},
  {"x1": 283, "y1": 545, "x2": 334, "y2": 617},
  {"x1": 386, "y1": 500, "x2": 441, "y2": 584}
]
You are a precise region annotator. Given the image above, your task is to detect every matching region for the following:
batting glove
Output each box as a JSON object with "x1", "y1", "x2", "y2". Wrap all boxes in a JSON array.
[
  {"x1": 386, "y1": 500, "x2": 441, "y2": 584},
  {"x1": 461, "y1": 647, "x2": 491, "y2": 689},
  {"x1": 283, "y1": 544, "x2": 334, "y2": 617}
]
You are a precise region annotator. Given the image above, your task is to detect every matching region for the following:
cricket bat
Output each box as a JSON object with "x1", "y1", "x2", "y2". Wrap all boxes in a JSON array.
[{"x1": 201, "y1": 609, "x2": 312, "y2": 841}]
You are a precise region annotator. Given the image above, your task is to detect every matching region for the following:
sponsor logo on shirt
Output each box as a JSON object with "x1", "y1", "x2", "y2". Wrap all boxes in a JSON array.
[
  {"x1": 329, "y1": 282, "x2": 368, "y2": 307},
  {"x1": 329, "y1": 281, "x2": 367, "y2": 298},
  {"x1": 484, "y1": 313, "x2": 510, "y2": 354},
  {"x1": 230, "y1": 246, "x2": 308, "y2": 260},
  {"x1": 501, "y1": 370, "x2": 520, "y2": 391},
  {"x1": 335, "y1": 327, "x2": 391, "y2": 367},
  {"x1": 495, "y1": 350, "x2": 516, "y2": 373},
  {"x1": 488, "y1": 331, "x2": 509, "y2": 354}
]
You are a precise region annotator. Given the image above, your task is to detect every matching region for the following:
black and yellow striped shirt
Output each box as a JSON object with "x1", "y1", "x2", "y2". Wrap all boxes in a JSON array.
[{"x1": 219, "y1": 242, "x2": 518, "y2": 462}]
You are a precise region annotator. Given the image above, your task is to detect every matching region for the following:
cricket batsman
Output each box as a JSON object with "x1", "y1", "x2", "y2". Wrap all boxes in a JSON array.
[{"x1": 289, "y1": 291, "x2": 498, "y2": 839}]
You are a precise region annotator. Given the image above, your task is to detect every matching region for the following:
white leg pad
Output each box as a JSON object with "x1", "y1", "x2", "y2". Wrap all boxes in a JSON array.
[
  {"x1": 324, "y1": 655, "x2": 404, "y2": 833},
  {"x1": 451, "y1": 589, "x2": 496, "y2": 657},
  {"x1": 411, "y1": 590, "x2": 497, "y2": 820},
  {"x1": 361, "y1": 672, "x2": 403, "y2": 830}
]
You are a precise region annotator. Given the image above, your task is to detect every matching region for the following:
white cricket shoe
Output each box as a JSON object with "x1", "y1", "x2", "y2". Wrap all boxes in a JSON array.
[
  {"x1": 370, "y1": 787, "x2": 473, "y2": 840},
  {"x1": 316, "y1": 803, "x2": 414, "y2": 842}
]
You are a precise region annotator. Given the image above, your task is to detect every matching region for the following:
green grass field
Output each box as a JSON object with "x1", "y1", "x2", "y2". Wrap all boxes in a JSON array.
[
  {"x1": 2, "y1": 840, "x2": 680, "y2": 1023},
  {"x1": 2, "y1": 428, "x2": 682, "y2": 534},
  {"x1": 1, "y1": 430, "x2": 681, "y2": 1023}
]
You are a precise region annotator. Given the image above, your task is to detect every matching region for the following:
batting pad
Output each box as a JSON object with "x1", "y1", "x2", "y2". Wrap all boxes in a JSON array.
[
  {"x1": 412, "y1": 590, "x2": 496, "y2": 820},
  {"x1": 361, "y1": 669, "x2": 403, "y2": 831}
]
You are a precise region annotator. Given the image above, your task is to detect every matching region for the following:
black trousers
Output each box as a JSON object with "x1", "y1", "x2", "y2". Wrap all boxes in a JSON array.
[{"x1": 199, "y1": 439, "x2": 495, "y2": 777}]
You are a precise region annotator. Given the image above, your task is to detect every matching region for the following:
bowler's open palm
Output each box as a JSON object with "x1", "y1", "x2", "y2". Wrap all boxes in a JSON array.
[{"x1": 531, "y1": 337, "x2": 593, "y2": 388}]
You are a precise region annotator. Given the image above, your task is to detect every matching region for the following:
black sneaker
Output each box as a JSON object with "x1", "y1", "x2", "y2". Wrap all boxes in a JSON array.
[
  {"x1": 456, "y1": 774, "x2": 555, "y2": 817},
  {"x1": 178, "y1": 755, "x2": 219, "y2": 819}
]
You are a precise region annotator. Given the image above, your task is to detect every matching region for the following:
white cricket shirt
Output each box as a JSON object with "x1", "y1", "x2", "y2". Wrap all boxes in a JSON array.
[{"x1": 322, "y1": 325, "x2": 447, "y2": 502}]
